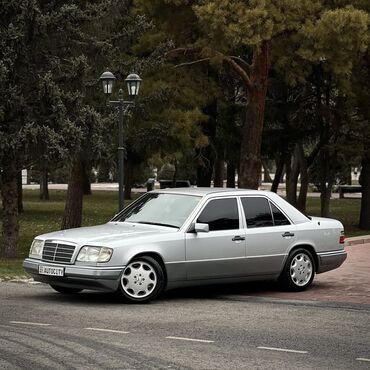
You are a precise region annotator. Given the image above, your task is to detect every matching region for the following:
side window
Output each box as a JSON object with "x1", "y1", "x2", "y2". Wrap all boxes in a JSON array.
[
  {"x1": 270, "y1": 202, "x2": 290, "y2": 226},
  {"x1": 197, "y1": 198, "x2": 239, "y2": 231},
  {"x1": 241, "y1": 197, "x2": 273, "y2": 228}
]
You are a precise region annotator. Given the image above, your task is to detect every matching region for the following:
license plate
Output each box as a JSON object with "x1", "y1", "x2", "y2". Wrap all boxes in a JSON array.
[{"x1": 38, "y1": 265, "x2": 64, "y2": 277}]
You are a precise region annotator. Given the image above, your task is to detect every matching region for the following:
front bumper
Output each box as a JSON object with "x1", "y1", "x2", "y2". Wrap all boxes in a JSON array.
[
  {"x1": 23, "y1": 258, "x2": 123, "y2": 292},
  {"x1": 317, "y1": 250, "x2": 347, "y2": 273}
]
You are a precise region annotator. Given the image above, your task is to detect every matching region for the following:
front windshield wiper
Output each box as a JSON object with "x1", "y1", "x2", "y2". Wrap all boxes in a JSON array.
[{"x1": 136, "y1": 221, "x2": 179, "y2": 229}]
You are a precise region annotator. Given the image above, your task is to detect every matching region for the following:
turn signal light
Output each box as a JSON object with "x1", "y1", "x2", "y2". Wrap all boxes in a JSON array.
[{"x1": 339, "y1": 231, "x2": 345, "y2": 244}]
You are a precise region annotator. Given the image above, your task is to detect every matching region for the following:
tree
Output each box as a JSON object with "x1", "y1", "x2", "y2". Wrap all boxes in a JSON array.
[
  {"x1": 352, "y1": 52, "x2": 370, "y2": 229},
  {"x1": 127, "y1": 67, "x2": 210, "y2": 187},
  {"x1": 136, "y1": 0, "x2": 369, "y2": 190},
  {"x1": 59, "y1": 0, "x2": 148, "y2": 229},
  {"x1": 0, "y1": 1, "x2": 119, "y2": 254},
  {"x1": 0, "y1": 2, "x2": 89, "y2": 256},
  {"x1": 111, "y1": 16, "x2": 217, "y2": 191}
]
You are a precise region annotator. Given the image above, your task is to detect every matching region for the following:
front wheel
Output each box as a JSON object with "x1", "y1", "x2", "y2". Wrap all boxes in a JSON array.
[
  {"x1": 49, "y1": 284, "x2": 83, "y2": 294},
  {"x1": 117, "y1": 256, "x2": 165, "y2": 303},
  {"x1": 280, "y1": 249, "x2": 315, "y2": 291}
]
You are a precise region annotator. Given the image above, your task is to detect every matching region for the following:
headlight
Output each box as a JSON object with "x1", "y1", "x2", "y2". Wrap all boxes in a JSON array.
[
  {"x1": 29, "y1": 239, "x2": 44, "y2": 258},
  {"x1": 76, "y1": 246, "x2": 113, "y2": 263}
]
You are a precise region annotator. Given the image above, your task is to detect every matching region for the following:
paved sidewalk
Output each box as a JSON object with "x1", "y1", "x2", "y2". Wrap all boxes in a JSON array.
[{"x1": 245, "y1": 243, "x2": 370, "y2": 305}]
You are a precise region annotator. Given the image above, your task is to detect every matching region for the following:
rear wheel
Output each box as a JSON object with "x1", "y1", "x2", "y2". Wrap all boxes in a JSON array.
[
  {"x1": 49, "y1": 284, "x2": 83, "y2": 294},
  {"x1": 280, "y1": 248, "x2": 315, "y2": 291},
  {"x1": 117, "y1": 256, "x2": 165, "y2": 303}
]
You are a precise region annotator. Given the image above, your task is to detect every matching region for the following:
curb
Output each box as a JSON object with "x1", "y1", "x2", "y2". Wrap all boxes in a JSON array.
[{"x1": 346, "y1": 235, "x2": 370, "y2": 246}]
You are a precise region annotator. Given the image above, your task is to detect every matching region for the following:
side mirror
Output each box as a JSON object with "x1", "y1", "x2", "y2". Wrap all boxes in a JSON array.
[{"x1": 194, "y1": 223, "x2": 209, "y2": 233}]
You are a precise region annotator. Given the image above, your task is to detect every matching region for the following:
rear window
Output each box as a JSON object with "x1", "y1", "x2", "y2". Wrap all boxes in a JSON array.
[
  {"x1": 241, "y1": 197, "x2": 291, "y2": 228},
  {"x1": 270, "y1": 203, "x2": 290, "y2": 226},
  {"x1": 241, "y1": 197, "x2": 273, "y2": 228}
]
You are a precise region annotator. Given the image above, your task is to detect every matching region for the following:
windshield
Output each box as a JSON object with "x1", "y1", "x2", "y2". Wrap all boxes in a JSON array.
[{"x1": 112, "y1": 193, "x2": 201, "y2": 228}]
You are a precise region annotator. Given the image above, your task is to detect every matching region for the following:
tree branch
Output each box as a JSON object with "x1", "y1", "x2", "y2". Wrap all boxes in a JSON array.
[
  {"x1": 223, "y1": 56, "x2": 252, "y2": 90},
  {"x1": 174, "y1": 58, "x2": 211, "y2": 68},
  {"x1": 166, "y1": 47, "x2": 202, "y2": 59},
  {"x1": 307, "y1": 135, "x2": 332, "y2": 167},
  {"x1": 167, "y1": 47, "x2": 252, "y2": 90},
  {"x1": 230, "y1": 56, "x2": 251, "y2": 71}
]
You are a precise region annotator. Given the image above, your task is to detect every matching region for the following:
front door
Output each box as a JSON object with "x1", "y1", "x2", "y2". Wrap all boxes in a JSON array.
[{"x1": 185, "y1": 197, "x2": 246, "y2": 280}]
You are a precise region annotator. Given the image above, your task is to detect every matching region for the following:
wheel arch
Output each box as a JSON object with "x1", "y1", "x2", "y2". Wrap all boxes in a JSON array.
[
  {"x1": 286, "y1": 243, "x2": 319, "y2": 271},
  {"x1": 128, "y1": 251, "x2": 168, "y2": 284}
]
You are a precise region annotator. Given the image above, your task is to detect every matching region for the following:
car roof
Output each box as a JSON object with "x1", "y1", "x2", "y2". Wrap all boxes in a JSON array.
[{"x1": 152, "y1": 187, "x2": 270, "y2": 197}]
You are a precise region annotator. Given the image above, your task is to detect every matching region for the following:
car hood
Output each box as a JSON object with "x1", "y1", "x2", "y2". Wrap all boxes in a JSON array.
[{"x1": 37, "y1": 222, "x2": 177, "y2": 246}]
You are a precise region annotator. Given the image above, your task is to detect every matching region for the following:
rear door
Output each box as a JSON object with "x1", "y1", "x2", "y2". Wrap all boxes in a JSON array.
[
  {"x1": 241, "y1": 196, "x2": 296, "y2": 276},
  {"x1": 185, "y1": 197, "x2": 247, "y2": 280}
]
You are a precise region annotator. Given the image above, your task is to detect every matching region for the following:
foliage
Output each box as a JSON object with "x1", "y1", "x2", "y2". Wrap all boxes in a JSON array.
[{"x1": 2, "y1": 0, "x2": 370, "y2": 256}]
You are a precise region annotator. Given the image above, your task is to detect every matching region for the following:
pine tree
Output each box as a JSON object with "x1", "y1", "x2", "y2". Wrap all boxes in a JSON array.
[
  {"x1": 136, "y1": 0, "x2": 369, "y2": 188},
  {"x1": 0, "y1": 1, "x2": 116, "y2": 255}
]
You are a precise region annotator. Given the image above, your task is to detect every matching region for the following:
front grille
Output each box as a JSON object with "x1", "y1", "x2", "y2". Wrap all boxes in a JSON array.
[{"x1": 42, "y1": 242, "x2": 76, "y2": 264}]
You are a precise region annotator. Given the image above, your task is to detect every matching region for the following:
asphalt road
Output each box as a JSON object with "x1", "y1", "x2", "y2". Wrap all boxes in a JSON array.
[{"x1": 0, "y1": 282, "x2": 369, "y2": 370}]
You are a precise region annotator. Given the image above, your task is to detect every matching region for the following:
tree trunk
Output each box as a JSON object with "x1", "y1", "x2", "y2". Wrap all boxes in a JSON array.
[
  {"x1": 297, "y1": 143, "x2": 309, "y2": 213},
  {"x1": 359, "y1": 153, "x2": 370, "y2": 229},
  {"x1": 271, "y1": 158, "x2": 284, "y2": 193},
  {"x1": 318, "y1": 141, "x2": 334, "y2": 218},
  {"x1": 196, "y1": 147, "x2": 214, "y2": 187},
  {"x1": 1, "y1": 162, "x2": 19, "y2": 258},
  {"x1": 342, "y1": 166, "x2": 352, "y2": 185},
  {"x1": 17, "y1": 170, "x2": 23, "y2": 213},
  {"x1": 197, "y1": 100, "x2": 217, "y2": 187},
  {"x1": 286, "y1": 145, "x2": 300, "y2": 206},
  {"x1": 213, "y1": 159, "x2": 224, "y2": 187},
  {"x1": 61, "y1": 160, "x2": 84, "y2": 230},
  {"x1": 262, "y1": 159, "x2": 272, "y2": 183},
  {"x1": 82, "y1": 162, "x2": 92, "y2": 196},
  {"x1": 320, "y1": 178, "x2": 334, "y2": 217},
  {"x1": 172, "y1": 160, "x2": 178, "y2": 188},
  {"x1": 197, "y1": 164, "x2": 213, "y2": 187},
  {"x1": 238, "y1": 42, "x2": 270, "y2": 189},
  {"x1": 124, "y1": 159, "x2": 134, "y2": 200},
  {"x1": 227, "y1": 163, "x2": 236, "y2": 188},
  {"x1": 39, "y1": 168, "x2": 49, "y2": 200}
]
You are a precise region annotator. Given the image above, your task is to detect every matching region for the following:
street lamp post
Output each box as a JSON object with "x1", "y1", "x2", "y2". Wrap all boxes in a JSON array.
[{"x1": 99, "y1": 71, "x2": 142, "y2": 212}]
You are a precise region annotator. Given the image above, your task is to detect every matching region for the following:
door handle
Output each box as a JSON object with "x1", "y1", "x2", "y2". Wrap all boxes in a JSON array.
[
  {"x1": 282, "y1": 232, "x2": 295, "y2": 238},
  {"x1": 232, "y1": 236, "x2": 245, "y2": 242}
]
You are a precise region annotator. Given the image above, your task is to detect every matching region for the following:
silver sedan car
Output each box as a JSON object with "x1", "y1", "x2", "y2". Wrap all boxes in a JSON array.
[{"x1": 23, "y1": 188, "x2": 347, "y2": 303}]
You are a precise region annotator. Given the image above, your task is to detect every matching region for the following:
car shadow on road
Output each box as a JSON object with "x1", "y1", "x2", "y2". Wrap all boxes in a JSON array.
[
  {"x1": 25, "y1": 280, "x2": 283, "y2": 305},
  {"x1": 159, "y1": 281, "x2": 282, "y2": 302}
]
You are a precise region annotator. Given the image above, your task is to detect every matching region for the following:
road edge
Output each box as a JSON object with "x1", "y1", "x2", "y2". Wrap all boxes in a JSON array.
[{"x1": 346, "y1": 235, "x2": 370, "y2": 246}]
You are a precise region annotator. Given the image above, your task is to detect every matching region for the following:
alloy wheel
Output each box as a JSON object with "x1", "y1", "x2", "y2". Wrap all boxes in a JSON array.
[
  {"x1": 289, "y1": 253, "x2": 313, "y2": 287},
  {"x1": 121, "y1": 260, "x2": 158, "y2": 299}
]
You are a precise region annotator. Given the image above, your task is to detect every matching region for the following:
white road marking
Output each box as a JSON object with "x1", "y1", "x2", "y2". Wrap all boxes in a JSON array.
[
  {"x1": 10, "y1": 321, "x2": 51, "y2": 326},
  {"x1": 257, "y1": 346, "x2": 308, "y2": 354},
  {"x1": 356, "y1": 358, "x2": 370, "y2": 362},
  {"x1": 166, "y1": 336, "x2": 214, "y2": 343},
  {"x1": 85, "y1": 327, "x2": 129, "y2": 334}
]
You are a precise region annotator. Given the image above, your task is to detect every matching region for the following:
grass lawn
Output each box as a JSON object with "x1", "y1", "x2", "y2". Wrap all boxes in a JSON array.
[
  {"x1": 0, "y1": 189, "x2": 367, "y2": 278},
  {"x1": 305, "y1": 197, "x2": 365, "y2": 237}
]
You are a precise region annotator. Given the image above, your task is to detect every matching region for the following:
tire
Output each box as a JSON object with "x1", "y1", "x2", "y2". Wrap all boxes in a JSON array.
[
  {"x1": 49, "y1": 284, "x2": 83, "y2": 294},
  {"x1": 279, "y1": 248, "x2": 315, "y2": 291},
  {"x1": 117, "y1": 256, "x2": 165, "y2": 303}
]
